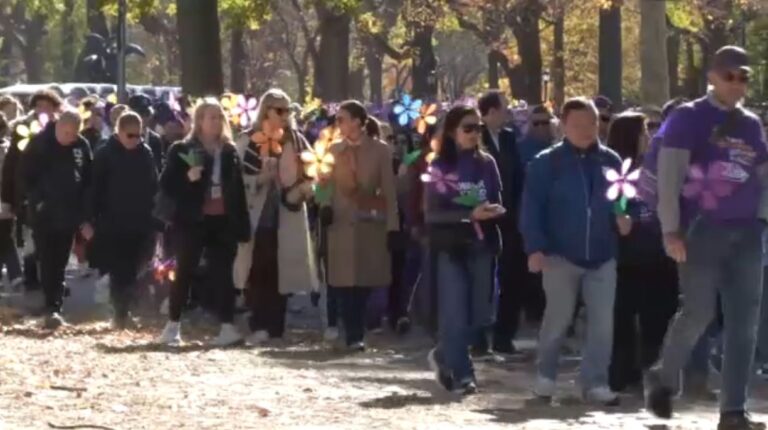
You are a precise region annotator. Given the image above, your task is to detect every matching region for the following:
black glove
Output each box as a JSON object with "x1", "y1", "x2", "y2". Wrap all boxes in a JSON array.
[{"x1": 319, "y1": 206, "x2": 334, "y2": 227}]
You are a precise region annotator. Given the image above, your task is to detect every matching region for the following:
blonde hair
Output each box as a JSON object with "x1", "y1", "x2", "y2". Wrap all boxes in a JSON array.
[
  {"x1": 110, "y1": 104, "x2": 129, "y2": 127},
  {"x1": 253, "y1": 88, "x2": 295, "y2": 131},
  {"x1": 189, "y1": 98, "x2": 233, "y2": 144},
  {"x1": 117, "y1": 111, "x2": 142, "y2": 133}
]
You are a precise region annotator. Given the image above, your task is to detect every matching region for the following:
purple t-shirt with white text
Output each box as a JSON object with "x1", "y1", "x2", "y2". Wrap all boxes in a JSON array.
[{"x1": 661, "y1": 97, "x2": 768, "y2": 226}]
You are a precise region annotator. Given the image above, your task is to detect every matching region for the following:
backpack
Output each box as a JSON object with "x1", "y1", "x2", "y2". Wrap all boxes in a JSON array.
[{"x1": 637, "y1": 106, "x2": 745, "y2": 209}]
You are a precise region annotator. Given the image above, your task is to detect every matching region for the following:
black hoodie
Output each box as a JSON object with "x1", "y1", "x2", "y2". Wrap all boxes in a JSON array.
[
  {"x1": 22, "y1": 122, "x2": 92, "y2": 231},
  {"x1": 90, "y1": 135, "x2": 158, "y2": 233}
]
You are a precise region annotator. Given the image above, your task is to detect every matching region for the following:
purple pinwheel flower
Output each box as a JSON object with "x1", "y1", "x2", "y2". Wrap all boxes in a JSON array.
[
  {"x1": 682, "y1": 163, "x2": 736, "y2": 210},
  {"x1": 168, "y1": 93, "x2": 182, "y2": 114},
  {"x1": 231, "y1": 95, "x2": 258, "y2": 128},
  {"x1": 393, "y1": 93, "x2": 422, "y2": 127},
  {"x1": 605, "y1": 158, "x2": 640, "y2": 201},
  {"x1": 420, "y1": 165, "x2": 459, "y2": 194}
]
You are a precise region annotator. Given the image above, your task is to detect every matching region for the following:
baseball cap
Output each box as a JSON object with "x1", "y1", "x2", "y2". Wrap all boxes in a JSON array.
[{"x1": 711, "y1": 45, "x2": 751, "y2": 73}]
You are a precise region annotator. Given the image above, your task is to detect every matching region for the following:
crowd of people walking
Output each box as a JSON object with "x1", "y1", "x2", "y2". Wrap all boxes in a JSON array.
[{"x1": 1, "y1": 45, "x2": 767, "y2": 430}]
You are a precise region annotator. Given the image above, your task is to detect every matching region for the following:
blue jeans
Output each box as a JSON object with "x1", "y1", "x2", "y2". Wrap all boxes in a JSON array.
[
  {"x1": 654, "y1": 220, "x2": 764, "y2": 413},
  {"x1": 537, "y1": 257, "x2": 617, "y2": 389},
  {"x1": 435, "y1": 245, "x2": 495, "y2": 382}
]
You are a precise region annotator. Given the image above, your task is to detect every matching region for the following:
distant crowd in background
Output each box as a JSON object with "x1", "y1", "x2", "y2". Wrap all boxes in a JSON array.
[{"x1": 0, "y1": 45, "x2": 767, "y2": 430}]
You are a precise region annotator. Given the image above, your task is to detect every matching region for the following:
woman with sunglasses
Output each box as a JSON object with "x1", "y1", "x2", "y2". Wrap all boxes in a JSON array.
[
  {"x1": 234, "y1": 88, "x2": 318, "y2": 346},
  {"x1": 322, "y1": 100, "x2": 398, "y2": 351},
  {"x1": 157, "y1": 99, "x2": 250, "y2": 346},
  {"x1": 89, "y1": 112, "x2": 158, "y2": 329},
  {"x1": 424, "y1": 105, "x2": 505, "y2": 395}
]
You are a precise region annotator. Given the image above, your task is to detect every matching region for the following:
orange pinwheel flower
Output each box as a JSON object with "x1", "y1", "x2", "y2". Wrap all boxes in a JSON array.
[
  {"x1": 251, "y1": 123, "x2": 284, "y2": 158},
  {"x1": 416, "y1": 103, "x2": 438, "y2": 134}
]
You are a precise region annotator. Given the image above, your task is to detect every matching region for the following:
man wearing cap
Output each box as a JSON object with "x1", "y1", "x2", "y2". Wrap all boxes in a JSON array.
[
  {"x1": 646, "y1": 45, "x2": 767, "y2": 430},
  {"x1": 594, "y1": 95, "x2": 613, "y2": 143},
  {"x1": 128, "y1": 94, "x2": 163, "y2": 172}
]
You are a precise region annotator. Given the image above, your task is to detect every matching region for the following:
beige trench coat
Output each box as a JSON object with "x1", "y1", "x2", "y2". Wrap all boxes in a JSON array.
[{"x1": 325, "y1": 136, "x2": 399, "y2": 288}]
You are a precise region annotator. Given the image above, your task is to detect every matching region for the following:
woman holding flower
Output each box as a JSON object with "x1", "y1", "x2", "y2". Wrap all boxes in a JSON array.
[
  {"x1": 322, "y1": 100, "x2": 398, "y2": 351},
  {"x1": 423, "y1": 105, "x2": 504, "y2": 395},
  {"x1": 606, "y1": 112, "x2": 679, "y2": 393},
  {"x1": 157, "y1": 99, "x2": 250, "y2": 347},
  {"x1": 234, "y1": 88, "x2": 318, "y2": 346}
]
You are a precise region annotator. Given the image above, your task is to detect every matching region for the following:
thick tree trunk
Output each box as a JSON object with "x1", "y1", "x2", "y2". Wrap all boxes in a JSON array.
[
  {"x1": 510, "y1": 0, "x2": 543, "y2": 104},
  {"x1": 364, "y1": 45, "x2": 384, "y2": 104},
  {"x1": 230, "y1": 26, "x2": 247, "y2": 93},
  {"x1": 598, "y1": 2, "x2": 622, "y2": 106},
  {"x1": 176, "y1": 0, "x2": 224, "y2": 96},
  {"x1": 683, "y1": 38, "x2": 700, "y2": 98},
  {"x1": 487, "y1": 50, "x2": 500, "y2": 90},
  {"x1": 86, "y1": 0, "x2": 110, "y2": 38},
  {"x1": 349, "y1": 68, "x2": 365, "y2": 100},
  {"x1": 313, "y1": 4, "x2": 351, "y2": 102},
  {"x1": 640, "y1": 0, "x2": 668, "y2": 106},
  {"x1": 0, "y1": 27, "x2": 13, "y2": 86},
  {"x1": 411, "y1": 25, "x2": 438, "y2": 99},
  {"x1": 61, "y1": 0, "x2": 77, "y2": 81},
  {"x1": 22, "y1": 15, "x2": 46, "y2": 83},
  {"x1": 553, "y1": 13, "x2": 565, "y2": 109},
  {"x1": 667, "y1": 28, "x2": 681, "y2": 97}
]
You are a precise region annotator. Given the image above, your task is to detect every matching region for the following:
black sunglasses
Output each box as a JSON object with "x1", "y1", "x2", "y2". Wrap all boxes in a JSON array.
[
  {"x1": 126, "y1": 133, "x2": 141, "y2": 139},
  {"x1": 532, "y1": 120, "x2": 551, "y2": 127},
  {"x1": 600, "y1": 115, "x2": 612, "y2": 123},
  {"x1": 647, "y1": 121, "x2": 661, "y2": 130},
  {"x1": 460, "y1": 123, "x2": 482, "y2": 134},
  {"x1": 722, "y1": 71, "x2": 750, "y2": 84},
  {"x1": 271, "y1": 107, "x2": 290, "y2": 116}
]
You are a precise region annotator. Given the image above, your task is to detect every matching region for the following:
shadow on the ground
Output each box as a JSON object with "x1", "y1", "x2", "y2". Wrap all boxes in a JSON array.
[
  {"x1": 353, "y1": 376, "x2": 459, "y2": 408},
  {"x1": 94, "y1": 341, "x2": 241, "y2": 354},
  {"x1": 474, "y1": 397, "x2": 643, "y2": 425},
  {"x1": 1, "y1": 324, "x2": 114, "y2": 339}
]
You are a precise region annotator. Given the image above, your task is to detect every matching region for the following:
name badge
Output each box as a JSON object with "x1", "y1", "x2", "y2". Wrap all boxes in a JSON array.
[{"x1": 211, "y1": 185, "x2": 222, "y2": 199}]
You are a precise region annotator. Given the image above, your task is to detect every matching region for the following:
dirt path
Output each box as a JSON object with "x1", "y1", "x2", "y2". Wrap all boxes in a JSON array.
[{"x1": 1, "y1": 311, "x2": 767, "y2": 430}]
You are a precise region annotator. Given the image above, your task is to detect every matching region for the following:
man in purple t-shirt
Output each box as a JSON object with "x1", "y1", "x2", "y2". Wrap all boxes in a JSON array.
[{"x1": 646, "y1": 46, "x2": 768, "y2": 430}]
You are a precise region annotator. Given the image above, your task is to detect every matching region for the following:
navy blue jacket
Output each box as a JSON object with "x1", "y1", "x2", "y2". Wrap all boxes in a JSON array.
[{"x1": 520, "y1": 140, "x2": 622, "y2": 269}]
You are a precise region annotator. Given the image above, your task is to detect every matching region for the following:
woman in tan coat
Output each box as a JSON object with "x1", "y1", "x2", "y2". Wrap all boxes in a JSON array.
[{"x1": 323, "y1": 100, "x2": 399, "y2": 351}]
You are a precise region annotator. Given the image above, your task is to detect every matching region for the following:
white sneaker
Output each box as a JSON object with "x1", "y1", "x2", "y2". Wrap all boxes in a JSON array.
[
  {"x1": 212, "y1": 323, "x2": 243, "y2": 347},
  {"x1": 533, "y1": 375, "x2": 556, "y2": 399},
  {"x1": 582, "y1": 386, "x2": 619, "y2": 406},
  {"x1": 323, "y1": 327, "x2": 339, "y2": 342},
  {"x1": 245, "y1": 330, "x2": 269, "y2": 346},
  {"x1": 157, "y1": 321, "x2": 181, "y2": 346}
]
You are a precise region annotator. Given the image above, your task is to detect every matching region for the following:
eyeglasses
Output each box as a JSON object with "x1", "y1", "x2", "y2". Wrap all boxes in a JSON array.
[
  {"x1": 126, "y1": 133, "x2": 140, "y2": 140},
  {"x1": 271, "y1": 107, "x2": 290, "y2": 116},
  {"x1": 600, "y1": 115, "x2": 612, "y2": 123},
  {"x1": 722, "y1": 71, "x2": 750, "y2": 84},
  {"x1": 460, "y1": 123, "x2": 482, "y2": 134},
  {"x1": 532, "y1": 120, "x2": 551, "y2": 127}
]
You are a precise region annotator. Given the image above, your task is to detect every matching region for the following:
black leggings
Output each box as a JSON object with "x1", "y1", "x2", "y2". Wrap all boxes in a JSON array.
[
  {"x1": 248, "y1": 228, "x2": 288, "y2": 337},
  {"x1": 169, "y1": 216, "x2": 237, "y2": 324}
]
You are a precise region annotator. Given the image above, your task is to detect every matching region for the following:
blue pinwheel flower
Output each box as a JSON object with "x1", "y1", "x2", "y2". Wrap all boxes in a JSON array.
[{"x1": 393, "y1": 93, "x2": 422, "y2": 127}]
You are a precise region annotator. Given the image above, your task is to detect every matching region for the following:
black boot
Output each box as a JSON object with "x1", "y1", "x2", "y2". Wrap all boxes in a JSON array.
[{"x1": 718, "y1": 411, "x2": 766, "y2": 430}]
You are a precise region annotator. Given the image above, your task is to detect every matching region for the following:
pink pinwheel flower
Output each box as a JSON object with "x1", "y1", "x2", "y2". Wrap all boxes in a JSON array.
[
  {"x1": 605, "y1": 158, "x2": 640, "y2": 201},
  {"x1": 230, "y1": 95, "x2": 258, "y2": 127},
  {"x1": 168, "y1": 93, "x2": 182, "y2": 113},
  {"x1": 420, "y1": 165, "x2": 459, "y2": 194},
  {"x1": 682, "y1": 163, "x2": 736, "y2": 210}
]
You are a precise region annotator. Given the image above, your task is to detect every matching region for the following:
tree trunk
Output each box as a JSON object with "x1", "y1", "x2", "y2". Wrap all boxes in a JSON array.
[
  {"x1": 411, "y1": 24, "x2": 438, "y2": 99},
  {"x1": 553, "y1": 12, "x2": 565, "y2": 109},
  {"x1": 230, "y1": 26, "x2": 247, "y2": 93},
  {"x1": 21, "y1": 15, "x2": 46, "y2": 83},
  {"x1": 364, "y1": 44, "x2": 384, "y2": 104},
  {"x1": 640, "y1": 0, "x2": 668, "y2": 106},
  {"x1": 487, "y1": 50, "x2": 500, "y2": 89},
  {"x1": 0, "y1": 27, "x2": 13, "y2": 86},
  {"x1": 683, "y1": 37, "x2": 699, "y2": 98},
  {"x1": 598, "y1": 1, "x2": 622, "y2": 106},
  {"x1": 349, "y1": 68, "x2": 365, "y2": 100},
  {"x1": 313, "y1": 4, "x2": 351, "y2": 101},
  {"x1": 176, "y1": 0, "x2": 224, "y2": 96},
  {"x1": 667, "y1": 27, "x2": 681, "y2": 97},
  {"x1": 61, "y1": 0, "x2": 77, "y2": 81},
  {"x1": 510, "y1": 0, "x2": 543, "y2": 104},
  {"x1": 87, "y1": 0, "x2": 110, "y2": 38}
]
